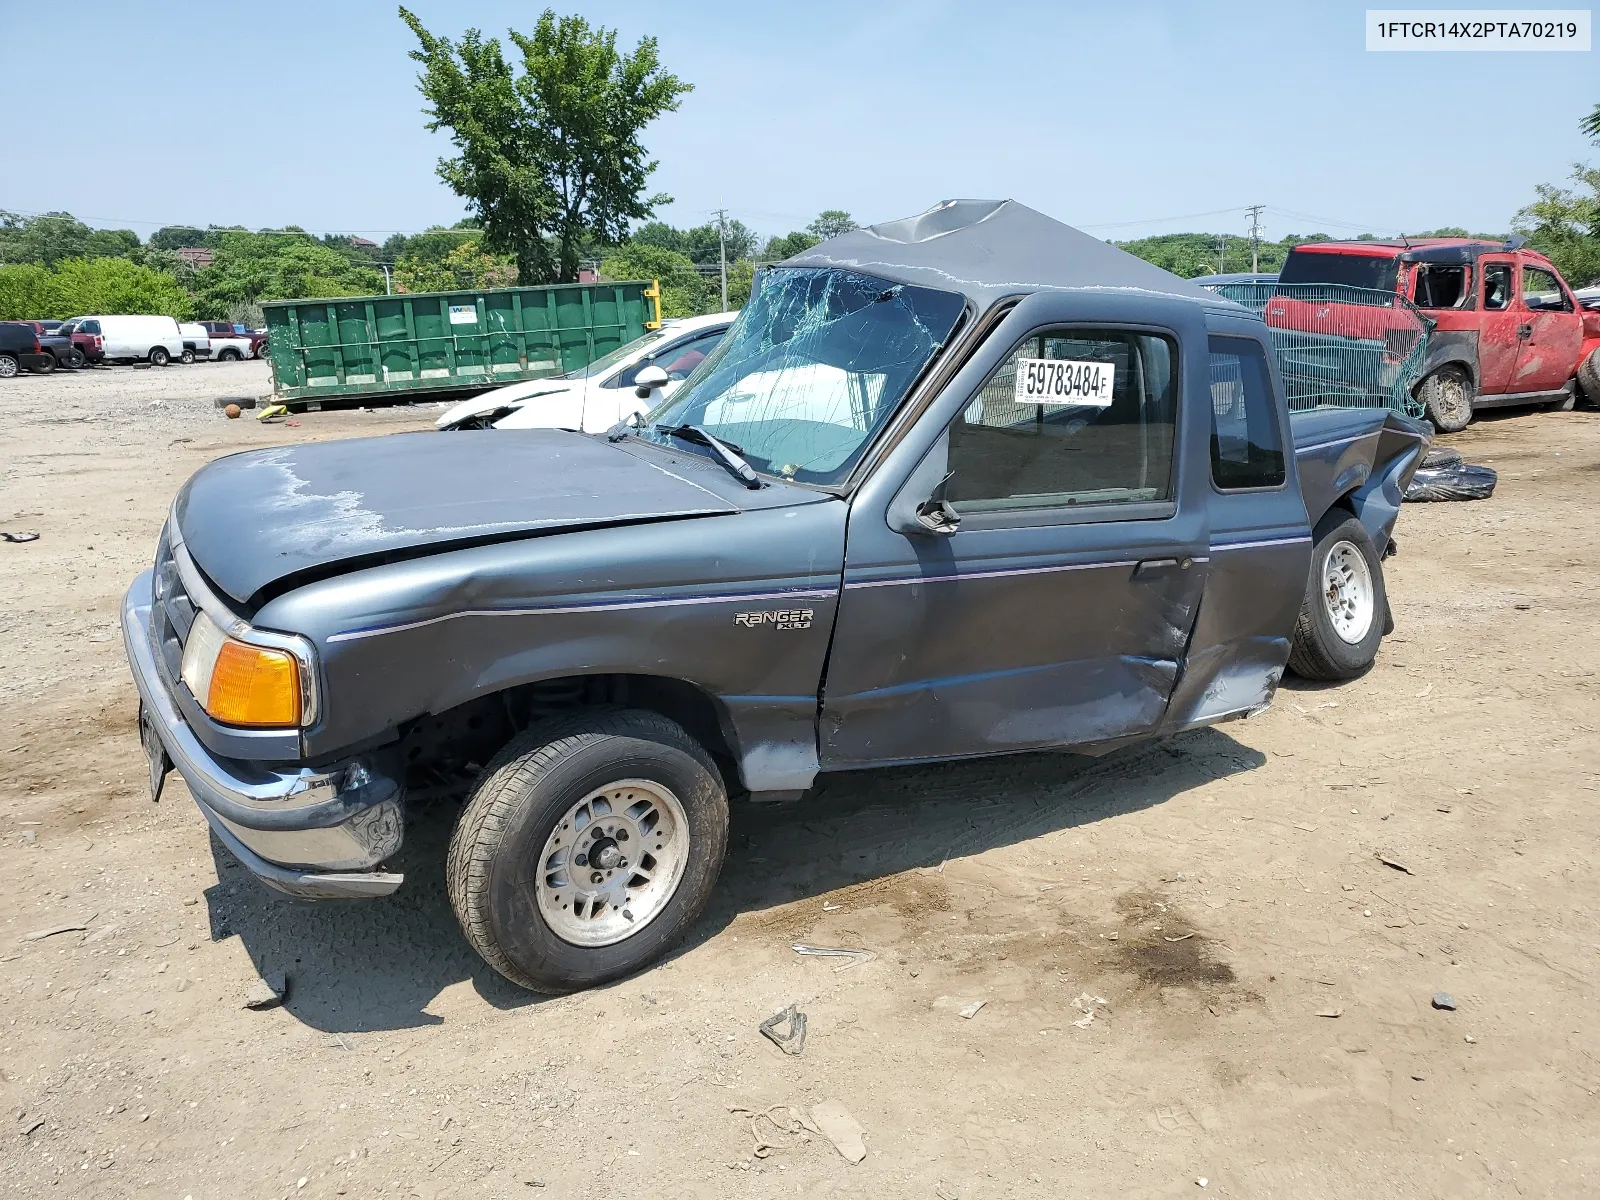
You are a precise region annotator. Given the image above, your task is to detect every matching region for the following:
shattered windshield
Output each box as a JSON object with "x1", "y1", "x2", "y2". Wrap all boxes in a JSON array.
[
  {"x1": 637, "y1": 268, "x2": 966, "y2": 485},
  {"x1": 559, "y1": 329, "x2": 667, "y2": 380}
]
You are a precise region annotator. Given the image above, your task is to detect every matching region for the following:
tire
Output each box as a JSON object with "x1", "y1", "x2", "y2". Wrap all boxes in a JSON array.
[
  {"x1": 1417, "y1": 365, "x2": 1474, "y2": 433},
  {"x1": 180, "y1": 349, "x2": 195, "y2": 365},
  {"x1": 0, "y1": 353, "x2": 19, "y2": 378},
  {"x1": 1577, "y1": 348, "x2": 1600, "y2": 408},
  {"x1": 254, "y1": 342, "x2": 270, "y2": 360},
  {"x1": 448, "y1": 708, "x2": 730, "y2": 994},
  {"x1": 148, "y1": 346, "x2": 169, "y2": 367},
  {"x1": 1288, "y1": 511, "x2": 1388, "y2": 682},
  {"x1": 31, "y1": 355, "x2": 56, "y2": 375},
  {"x1": 67, "y1": 348, "x2": 85, "y2": 369},
  {"x1": 219, "y1": 348, "x2": 241, "y2": 362}
]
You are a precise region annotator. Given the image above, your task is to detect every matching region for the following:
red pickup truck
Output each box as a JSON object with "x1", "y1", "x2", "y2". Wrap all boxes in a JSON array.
[{"x1": 1275, "y1": 238, "x2": 1600, "y2": 431}]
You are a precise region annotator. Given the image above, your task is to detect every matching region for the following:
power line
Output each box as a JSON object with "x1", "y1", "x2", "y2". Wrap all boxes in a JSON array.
[{"x1": 1246, "y1": 204, "x2": 1265, "y2": 273}]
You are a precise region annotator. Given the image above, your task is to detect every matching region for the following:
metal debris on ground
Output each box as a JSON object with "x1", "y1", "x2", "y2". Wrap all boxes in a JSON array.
[
  {"x1": 243, "y1": 971, "x2": 287, "y2": 1010},
  {"x1": 22, "y1": 918, "x2": 94, "y2": 942},
  {"x1": 727, "y1": 1104, "x2": 815, "y2": 1159},
  {"x1": 1316, "y1": 1008, "x2": 1344, "y2": 1018},
  {"x1": 810, "y1": 1100, "x2": 867, "y2": 1164},
  {"x1": 957, "y1": 1000, "x2": 986, "y2": 1020},
  {"x1": 1375, "y1": 852, "x2": 1414, "y2": 875},
  {"x1": 1, "y1": 531, "x2": 41, "y2": 543},
  {"x1": 1432, "y1": 992, "x2": 1456, "y2": 1011},
  {"x1": 758, "y1": 1004, "x2": 807, "y2": 1055},
  {"x1": 791, "y1": 943, "x2": 875, "y2": 970}
]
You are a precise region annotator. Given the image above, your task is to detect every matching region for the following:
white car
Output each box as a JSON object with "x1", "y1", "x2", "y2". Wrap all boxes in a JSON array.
[
  {"x1": 435, "y1": 311, "x2": 737, "y2": 432},
  {"x1": 76, "y1": 314, "x2": 185, "y2": 366}
]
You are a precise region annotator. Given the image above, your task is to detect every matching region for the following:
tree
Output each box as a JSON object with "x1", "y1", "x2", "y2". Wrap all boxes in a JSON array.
[
  {"x1": 1513, "y1": 163, "x2": 1600, "y2": 287},
  {"x1": 761, "y1": 230, "x2": 819, "y2": 261},
  {"x1": 631, "y1": 221, "x2": 688, "y2": 254},
  {"x1": 1583, "y1": 101, "x2": 1600, "y2": 144},
  {"x1": 194, "y1": 231, "x2": 383, "y2": 315},
  {"x1": 806, "y1": 210, "x2": 857, "y2": 242},
  {"x1": 599, "y1": 242, "x2": 706, "y2": 318},
  {"x1": 394, "y1": 239, "x2": 517, "y2": 292},
  {"x1": 401, "y1": 7, "x2": 691, "y2": 285},
  {"x1": 683, "y1": 219, "x2": 756, "y2": 265},
  {"x1": 0, "y1": 211, "x2": 141, "y2": 268},
  {"x1": 0, "y1": 264, "x2": 56, "y2": 320}
]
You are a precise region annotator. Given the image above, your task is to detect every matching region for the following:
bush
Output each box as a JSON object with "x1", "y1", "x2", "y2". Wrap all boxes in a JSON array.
[{"x1": 0, "y1": 257, "x2": 193, "y2": 321}]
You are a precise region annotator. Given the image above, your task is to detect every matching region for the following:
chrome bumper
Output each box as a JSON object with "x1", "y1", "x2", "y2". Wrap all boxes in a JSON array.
[{"x1": 122, "y1": 572, "x2": 403, "y2": 900}]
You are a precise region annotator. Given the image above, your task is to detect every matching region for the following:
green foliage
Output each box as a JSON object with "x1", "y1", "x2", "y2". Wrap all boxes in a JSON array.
[
  {"x1": 194, "y1": 232, "x2": 384, "y2": 316},
  {"x1": 761, "y1": 230, "x2": 819, "y2": 261},
  {"x1": 401, "y1": 6, "x2": 691, "y2": 284},
  {"x1": 599, "y1": 242, "x2": 706, "y2": 318},
  {"x1": 806, "y1": 211, "x2": 856, "y2": 242},
  {"x1": 629, "y1": 218, "x2": 756, "y2": 265},
  {"x1": 0, "y1": 264, "x2": 56, "y2": 320},
  {"x1": 0, "y1": 257, "x2": 194, "y2": 321},
  {"x1": 1513, "y1": 163, "x2": 1600, "y2": 287},
  {"x1": 1583, "y1": 102, "x2": 1600, "y2": 145},
  {"x1": 725, "y1": 259, "x2": 756, "y2": 309},
  {"x1": 0, "y1": 211, "x2": 141, "y2": 268},
  {"x1": 394, "y1": 239, "x2": 518, "y2": 292},
  {"x1": 1116, "y1": 232, "x2": 1361, "y2": 278},
  {"x1": 146, "y1": 225, "x2": 233, "y2": 251}
]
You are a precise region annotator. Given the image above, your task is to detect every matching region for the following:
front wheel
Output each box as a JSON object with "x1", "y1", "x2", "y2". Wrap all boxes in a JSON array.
[
  {"x1": 254, "y1": 342, "x2": 270, "y2": 359},
  {"x1": 1576, "y1": 348, "x2": 1600, "y2": 408},
  {"x1": 1287, "y1": 512, "x2": 1388, "y2": 681},
  {"x1": 448, "y1": 709, "x2": 729, "y2": 994},
  {"x1": 148, "y1": 346, "x2": 169, "y2": 367},
  {"x1": 0, "y1": 353, "x2": 18, "y2": 378},
  {"x1": 1418, "y1": 366, "x2": 1474, "y2": 433}
]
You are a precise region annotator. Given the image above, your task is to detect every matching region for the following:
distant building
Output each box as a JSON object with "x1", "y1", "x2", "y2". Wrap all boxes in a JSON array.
[
  {"x1": 348, "y1": 236, "x2": 379, "y2": 250},
  {"x1": 175, "y1": 247, "x2": 215, "y2": 268},
  {"x1": 578, "y1": 267, "x2": 599, "y2": 284}
]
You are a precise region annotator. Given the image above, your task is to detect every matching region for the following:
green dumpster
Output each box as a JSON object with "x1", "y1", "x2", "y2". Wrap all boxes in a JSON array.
[{"x1": 262, "y1": 279, "x2": 660, "y2": 405}]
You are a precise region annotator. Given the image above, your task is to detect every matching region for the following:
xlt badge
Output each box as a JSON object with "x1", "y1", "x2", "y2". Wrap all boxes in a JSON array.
[{"x1": 734, "y1": 608, "x2": 813, "y2": 630}]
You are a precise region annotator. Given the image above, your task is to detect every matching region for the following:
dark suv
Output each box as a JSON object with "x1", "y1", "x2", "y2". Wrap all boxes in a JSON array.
[{"x1": 0, "y1": 322, "x2": 56, "y2": 377}]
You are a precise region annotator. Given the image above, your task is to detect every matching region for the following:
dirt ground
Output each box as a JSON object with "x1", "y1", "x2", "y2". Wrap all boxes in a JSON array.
[{"x1": 2, "y1": 360, "x2": 1598, "y2": 1200}]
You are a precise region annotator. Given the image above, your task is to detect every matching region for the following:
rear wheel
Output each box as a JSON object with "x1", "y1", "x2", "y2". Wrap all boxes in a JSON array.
[
  {"x1": 1288, "y1": 512, "x2": 1388, "y2": 681},
  {"x1": 1577, "y1": 348, "x2": 1600, "y2": 408},
  {"x1": 0, "y1": 353, "x2": 19, "y2": 378},
  {"x1": 180, "y1": 348, "x2": 195, "y2": 365},
  {"x1": 1418, "y1": 365, "x2": 1473, "y2": 433},
  {"x1": 219, "y1": 348, "x2": 241, "y2": 362},
  {"x1": 67, "y1": 348, "x2": 85, "y2": 369},
  {"x1": 448, "y1": 709, "x2": 729, "y2": 994},
  {"x1": 31, "y1": 355, "x2": 56, "y2": 375},
  {"x1": 148, "y1": 346, "x2": 169, "y2": 367}
]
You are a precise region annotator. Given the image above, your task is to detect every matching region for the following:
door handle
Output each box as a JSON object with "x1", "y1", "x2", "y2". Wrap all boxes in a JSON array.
[
  {"x1": 1517, "y1": 323, "x2": 1532, "y2": 339},
  {"x1": 1133, "y1": 557, "x2": 1192, "y2": 580}
]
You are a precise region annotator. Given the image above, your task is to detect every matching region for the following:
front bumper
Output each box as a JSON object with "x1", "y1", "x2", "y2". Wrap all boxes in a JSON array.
[{"x1": 122, "y1": 572, "x2": 403, "y2": 900}]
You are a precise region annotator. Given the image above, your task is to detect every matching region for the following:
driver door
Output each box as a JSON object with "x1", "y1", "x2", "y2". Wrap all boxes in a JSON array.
[{"x1": 820, "y1": 293, "x2": 1210, "y2": 767}]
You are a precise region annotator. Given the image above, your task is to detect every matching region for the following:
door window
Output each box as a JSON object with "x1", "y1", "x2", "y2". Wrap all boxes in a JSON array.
[
  {"x1": 80, "y1": 319, "x2": 100, "y2": 335},
  {"x1": 611, "y1": 328, "x2": 725, "y2": 388},
  {"x1": 1412, "y1": 265, "x2": 1469, "y2": 309},
  {"x1": 1208, "y1": 337, "x2": 1285, "y2": 490},
  {"x1": 1482, "y1": 264, "x2": 1512, "y2": 311},
  {"x1": 1521, "y1": 265, "x2": 1571, "y2": 312},
  {"x1": 947, "y1": 328, "x2": 1178, "y2": 513}
]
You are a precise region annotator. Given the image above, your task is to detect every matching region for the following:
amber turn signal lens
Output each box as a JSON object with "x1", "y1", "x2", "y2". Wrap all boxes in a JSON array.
[{"x1": 206, "y1": 640, "x2": 301, "y2": 728}]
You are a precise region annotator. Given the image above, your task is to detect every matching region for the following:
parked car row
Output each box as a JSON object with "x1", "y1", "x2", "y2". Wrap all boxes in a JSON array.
[{"x1": 0, "y1": 314, "x2": 268, "y2": 377}]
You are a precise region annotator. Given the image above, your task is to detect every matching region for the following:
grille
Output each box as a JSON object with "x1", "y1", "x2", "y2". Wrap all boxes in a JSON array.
[{"x1": 151, "y1": 525, "x2": 197, "y2": 685}]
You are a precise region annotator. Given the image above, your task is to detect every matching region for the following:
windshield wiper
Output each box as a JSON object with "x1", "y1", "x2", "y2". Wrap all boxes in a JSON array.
[{"x1": 658, "y1": 424, "x2": 763, "y2": 490}]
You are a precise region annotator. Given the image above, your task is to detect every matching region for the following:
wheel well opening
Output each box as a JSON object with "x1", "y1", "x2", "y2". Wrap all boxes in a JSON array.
[{"x1": 395, "y1": 674, "x2": 742, "y2": 803}]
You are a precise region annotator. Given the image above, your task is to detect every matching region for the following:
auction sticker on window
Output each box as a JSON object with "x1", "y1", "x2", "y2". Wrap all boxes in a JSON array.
[{"x1": 1014, "y1": 358, "x2": 1115, "y2": 407}]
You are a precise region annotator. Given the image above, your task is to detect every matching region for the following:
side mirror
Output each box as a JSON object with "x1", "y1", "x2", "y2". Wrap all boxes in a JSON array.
[
  {"x1": 913, "y1": 471, "x2": 961, "y2": 536},
  {"x1": 634, "y1": 364, "x2": 669, "y2": 398}
]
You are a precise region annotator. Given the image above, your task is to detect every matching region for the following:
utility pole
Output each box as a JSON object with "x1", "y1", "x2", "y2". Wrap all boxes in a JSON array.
[
  {"x1": 1218, "y1": 233, "x2": 1227, "y2": 275},
  {"x1": 713, "y1": 206, "x2": 728, "y2": 310},
  {"x1": 380, "y1": 264, "x2": 392, "y2": 295},
  {"x1": 1246, "y1": 204, "x2": 1265, "y2": 274}
]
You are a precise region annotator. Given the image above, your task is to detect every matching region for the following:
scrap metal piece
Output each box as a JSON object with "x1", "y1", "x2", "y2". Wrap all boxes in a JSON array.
[{"x1": 758, "y1": 1003, "x2": 807, "y2": 1056}]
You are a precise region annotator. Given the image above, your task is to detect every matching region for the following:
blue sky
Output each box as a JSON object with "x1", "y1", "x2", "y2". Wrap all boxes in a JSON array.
[{"x1": 5, "y1": 1, "x2": 1595, "y2": 245}]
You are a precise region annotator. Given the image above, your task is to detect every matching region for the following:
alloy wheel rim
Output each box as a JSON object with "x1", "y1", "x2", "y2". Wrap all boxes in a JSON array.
[
  {"x1": 1322, "y1": 540, "x2": 1374, "y2": 644},
  {"x1": 535, "y1": 779, "x2": 690, "y2": 947}
]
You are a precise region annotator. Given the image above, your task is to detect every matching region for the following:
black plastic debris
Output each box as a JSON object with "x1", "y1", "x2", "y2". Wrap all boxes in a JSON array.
[
  {"x1": 1405, "y1": 461, "x2": 1496, "y2": 502},
  {"x1": 1421, "y1": 445, "x2": 1463, "y2": 470}
]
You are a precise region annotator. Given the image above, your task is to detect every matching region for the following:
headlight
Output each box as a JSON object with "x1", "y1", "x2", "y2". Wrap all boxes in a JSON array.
[{"x1": 180, "y1": 611, "x2": 305, "y2": 728}]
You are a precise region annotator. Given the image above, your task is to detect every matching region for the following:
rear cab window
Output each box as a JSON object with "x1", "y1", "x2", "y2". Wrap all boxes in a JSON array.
[
  {"x1": 1208, "y1": 337, "x2": 1285, "y2": 490},
  {"x1": 1278, "y1": 248, "x2": 1399, "y2": 296}
]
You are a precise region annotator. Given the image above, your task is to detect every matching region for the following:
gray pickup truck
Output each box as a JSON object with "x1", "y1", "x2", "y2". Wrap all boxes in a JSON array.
[{"x1": 122, "y1": 200, "x2": 1426, "y2": 993}]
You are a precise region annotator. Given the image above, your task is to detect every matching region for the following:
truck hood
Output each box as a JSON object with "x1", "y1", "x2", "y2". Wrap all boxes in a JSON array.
[{"x1": 175, "y1": 430, "x2": 739, "y2": 605}]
